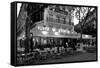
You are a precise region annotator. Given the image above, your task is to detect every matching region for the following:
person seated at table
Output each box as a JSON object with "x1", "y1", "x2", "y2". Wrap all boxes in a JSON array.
[
  {"x1": 54, "y1": 46, "x2": 57, "y2": 54},
  {"x1": 61, "y1": 46, "x2": 65, "y2": 54},
  {"x1": 63, "y1": 42, "x2": 69, "y2": 52}
]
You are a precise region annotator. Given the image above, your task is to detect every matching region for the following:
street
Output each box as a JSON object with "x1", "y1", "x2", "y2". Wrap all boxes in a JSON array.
[{"x1": 31, "y1": 52, "x2": 96, "y2": 64}]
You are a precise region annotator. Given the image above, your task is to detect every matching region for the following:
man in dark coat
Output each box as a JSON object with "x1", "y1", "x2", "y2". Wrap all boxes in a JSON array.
[{"x1": 30, "y1": 33, "x2": 34, "y2": 52}]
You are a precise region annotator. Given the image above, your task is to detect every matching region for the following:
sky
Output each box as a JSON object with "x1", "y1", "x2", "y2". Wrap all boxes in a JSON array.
[
  {"x1": 17, "y1": 3, "x2": 22, "y2": 17},
  {"x1": 74, "y1": 17, "x2": 79, "y2": 25},
  {"x1": 17, "y1": 3, "x2": 79, "y2": 25}
]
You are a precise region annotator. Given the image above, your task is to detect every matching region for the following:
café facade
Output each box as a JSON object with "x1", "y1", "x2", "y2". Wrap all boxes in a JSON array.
[{"x1": 17, "y1": 5, "x2": 96, "y2": 50}]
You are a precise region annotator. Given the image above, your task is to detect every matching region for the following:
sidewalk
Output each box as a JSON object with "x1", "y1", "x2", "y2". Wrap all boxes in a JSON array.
[{"x1": 32, "y1": 52, "x2": 96, "y2": 64}]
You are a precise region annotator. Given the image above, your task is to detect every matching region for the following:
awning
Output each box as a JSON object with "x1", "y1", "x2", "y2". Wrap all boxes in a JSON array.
[{"x1": 30, "y1": 26, "x2": 81, "y2": 38}]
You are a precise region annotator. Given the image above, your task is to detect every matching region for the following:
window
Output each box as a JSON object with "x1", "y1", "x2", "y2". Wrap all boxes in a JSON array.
[
  {"x1": 61, "y1": 18, "x2": 64, "y2": 24},
  {"x1": 48, "y1": 14, "x2": 54, "y2": 22},
  {"x1": 64, "y1": 18, "x2": 66, "y2": 24},
  {"x1": 57, "y1": 16, "x2": 60, "y2": 23}
]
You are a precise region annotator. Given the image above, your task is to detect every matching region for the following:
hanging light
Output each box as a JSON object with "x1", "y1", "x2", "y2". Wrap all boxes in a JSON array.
[
  {"x1": 63, "y1": 29, "x2": 66, "y2": 33},
  {"x1": 42, "y1": 25, "x2": 49, "y2": 31},
  {"x1": 59, "y1": 28, "x2": 66, "y2": 33},
  {"x1": 71, "y1": 30, "x2": 77, "y2": 34},
  {"x1": 66, "y1": 29, "x2": 70, "y2": 34},
  {"x1": 38, "y1": 25, "x2": 50, "y2": 31},
  {"x1": 84, "y1": 35, "x2": 89, "y2": 38},
  {"x1": 54, "y1": 32, "x2": 60, "y2": 35},
  {"x1": 42, "y1": 31, "x2": 48, "y2": 35},
  {"x1": 58, "y1": 28, "x2": 63, "y2": 33},
  {"x1": 45, "y1": 26, "x2": 49, "y2": 31},
  {"x1": 22, "y1": 34, "x2": 25, "y2": 38},
  {"x1": 52, "y1": 27, "x2": 56, "y2": 32},
  {"x1": 37, "y1": 25, "x2": 42, "y2": 30}
]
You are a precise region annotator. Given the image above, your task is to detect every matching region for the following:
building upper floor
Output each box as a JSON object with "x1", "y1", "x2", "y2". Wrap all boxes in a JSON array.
[{"x1": 17, "y1": 4, "x2": 75, "y2": 36}]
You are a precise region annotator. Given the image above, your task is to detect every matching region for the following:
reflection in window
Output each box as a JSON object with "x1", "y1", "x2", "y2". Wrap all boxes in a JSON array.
[{"x1": 41, "y1": 38, "x2": 47, "y2": 45}]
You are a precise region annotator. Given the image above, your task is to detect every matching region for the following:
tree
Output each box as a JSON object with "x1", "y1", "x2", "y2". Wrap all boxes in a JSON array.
[
  {"x1": 82, "y1": 8, "x2": 97, "y2": 36},
  {"x1": 74, "y1": 7, "x2": 96, "y2": 36},
  {"x1": 74, "y1": 7, "x2": 93, "y2": 38}
]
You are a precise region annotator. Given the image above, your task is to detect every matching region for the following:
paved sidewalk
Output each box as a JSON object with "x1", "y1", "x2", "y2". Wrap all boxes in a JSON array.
[{"x1": 32, "y1": 52, "x2": 96, "y2": 64}]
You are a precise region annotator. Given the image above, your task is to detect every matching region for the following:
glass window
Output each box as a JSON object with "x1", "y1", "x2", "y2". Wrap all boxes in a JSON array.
[
  {"x1": 57, "y1": 16, "x2": 60, "y2": 23},
  {"x1": 64, "y1": 18, "x2": 66, "y2": 24}
]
